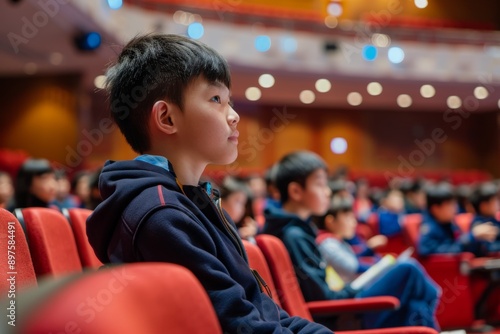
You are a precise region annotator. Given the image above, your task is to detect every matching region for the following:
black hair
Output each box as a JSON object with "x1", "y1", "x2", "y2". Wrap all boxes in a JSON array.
[
  {"x1": 275, "y1": 151, "x2": 327, "y2": 204},
  {"x1": 106, "y1": 34, "x2": 232, "y2": 153},
  {"x1": 469, "y1": 182, "x2": 498, "y2": 214},
  {"x1": 314, "y1": 195, "x2": 353, "y2": 230},
  {"x1": 264, "y1": 164, "x2": 279, "y2": 187},
  {"x1": 219, "y1": 176, "x2": 249, "y2": 200},
  {"x1": 329, "y1": 178, "x2": 347, "y2": 196},
  {"x1": 426, "y1": 182, "x2": 455, "y2": 210},
  {"x1": 71, "y1": 171, "x2": 90, "y2": 193},
  {"x1": 15, "y1": 159, "x2": 54, "y2": 208}
]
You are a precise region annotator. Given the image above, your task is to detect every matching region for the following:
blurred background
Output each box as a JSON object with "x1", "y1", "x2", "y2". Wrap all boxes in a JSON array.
[{"x1": 1, "y1": 0, "x2": 499, "y2": 184}]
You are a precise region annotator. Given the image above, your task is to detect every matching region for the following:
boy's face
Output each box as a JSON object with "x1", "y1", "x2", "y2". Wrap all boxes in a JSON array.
[
  {"x1": 175, "y1": 76, "x2": 239, "y2": 165},
  {"x1": 30, "y1": 172, "x2": 57, "y2": 203},
  {"x1": 299, "y1": 169, "x2": 331, "y2": 216},
  {"x1": 384, "y1": 191, "x2": 404, "y2": 213},
  {"x1": 479, "y1": 197, "x2": 499, "y2": 217},
  {"x1": 0, "y1": 174, "x2": 13, "y2": 205},
  {"x1": 431, "y1": 199, "x2": 457, "y2": 223},
  {"x1": 222, "y1": 190, "x2": 247, "y2": 223},
  {"x1": 328, "y1": 211, "x2": 357, "y2": 239}
]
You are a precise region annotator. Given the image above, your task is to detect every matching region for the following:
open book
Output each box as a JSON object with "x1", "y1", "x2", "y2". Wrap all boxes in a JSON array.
[{"x1": 350, "y1": 247, "x2": 414, "y2": 291}]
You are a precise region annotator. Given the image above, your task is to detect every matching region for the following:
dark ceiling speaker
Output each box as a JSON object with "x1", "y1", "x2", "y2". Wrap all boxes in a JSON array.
[
  {"x1": 74, "y1": 32, "x2": 102, "y2": 51},
  {"x1": 324, "y1": 41, "x2": 339, "y2": 52}
]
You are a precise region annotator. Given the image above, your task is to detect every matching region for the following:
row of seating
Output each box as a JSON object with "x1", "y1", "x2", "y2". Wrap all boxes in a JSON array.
[
  {"x1": 359, "y1": 212, "x2": 500, "y2": 329},
  {"x1": 0, "y1": 208, "x2": 439, "y2": 333}
]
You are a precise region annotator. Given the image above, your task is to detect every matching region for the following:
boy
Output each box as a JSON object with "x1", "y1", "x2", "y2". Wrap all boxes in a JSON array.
[
  {"x1": 263, "y1": 151, "x2": 440, "y2": 329},
  {"x1": 86, "y1": 34, "x2": 329, "y2": 333},
  {"x1": 469, "y1": 182, "x2": 500, "y2": 254},
  {"x1": 418, "y1": 183, "x2": 498, "y2": 256},
  {"x1": 377, "y1": 189, "x2": 405, "y2": 237}
]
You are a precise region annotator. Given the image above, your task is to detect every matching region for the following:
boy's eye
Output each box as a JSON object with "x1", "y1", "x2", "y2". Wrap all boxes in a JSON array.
[{"x1": 211, "y1": 96, "x2": 221, "y2": 103}]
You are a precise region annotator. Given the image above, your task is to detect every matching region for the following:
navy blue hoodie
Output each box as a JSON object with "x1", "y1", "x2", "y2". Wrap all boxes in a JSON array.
[
  {"x1": 263, "y1": 207, "x2": 357, "y2": 302},
  {"x1": 87, "y1": 160, "x2": 330, "y2": 334}
]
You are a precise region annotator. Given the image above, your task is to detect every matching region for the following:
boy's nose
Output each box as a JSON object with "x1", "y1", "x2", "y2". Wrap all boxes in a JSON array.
[{"x1": 228, "y1": 106, "x2": 240, "y2": 125}]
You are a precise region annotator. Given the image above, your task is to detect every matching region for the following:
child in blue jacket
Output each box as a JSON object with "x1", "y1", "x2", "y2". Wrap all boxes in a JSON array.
[
  {"x1": 86, "y1": 34, "x2": 329, "y2": 334},
  {"x1": 418, "y1": 183, "x2": 497, "y2": 256},
  {"x1": 264, "y1": 151, "x2": 440, "y2": 330},
  {"x1": 469, "y1": 183, "x2": 500, "y2": 254}
]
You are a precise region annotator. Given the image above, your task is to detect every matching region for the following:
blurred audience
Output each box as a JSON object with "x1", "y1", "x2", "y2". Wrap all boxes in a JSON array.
[
  {"x1": 71, "y1": 171, "x2": 91, "y2": 208},
  {"x1": 0, "y1": 171, "x2": 14, "y2": 211},
  {"x1": 15, "y1": 158, "x2": 57, "y2": 208},
  {"x1": 469, "y1": 182, "x2": 500, "y2": 254},
  {"x1": 377, "y1": 189, "x2": 405, "y2": 237},
  {"x1": 418, "y1": 183, "x2": 498, "y2": 256},
  {"x1": 220, "y1": 176, "x2": 258, "y2": 242},
  {"x1": 52, "y1": 170, "x2": 80, "y2": 210}
]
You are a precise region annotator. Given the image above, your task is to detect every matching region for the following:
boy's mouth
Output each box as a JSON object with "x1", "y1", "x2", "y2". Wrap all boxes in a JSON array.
[{"x1": 229, "y1": 131, "x2": 239, "y2": 142}]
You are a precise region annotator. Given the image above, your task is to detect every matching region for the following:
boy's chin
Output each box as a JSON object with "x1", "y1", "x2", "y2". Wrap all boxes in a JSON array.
[{"x1": 213, "y1": 151, "x2": 238, "y2": 166}]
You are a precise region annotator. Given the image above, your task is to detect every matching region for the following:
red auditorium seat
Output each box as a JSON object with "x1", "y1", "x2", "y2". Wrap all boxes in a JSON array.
[
  {"x1": 402, "y1": 214, "x2": 476, "y2": 329},
  {"x1": 455, "y1": 213, "x2": 474, "y2": 233},
  {"x1": 64, "y1": 208, "x2": 103, "y2": 269},
  {"x1": 18, "y1": 263, "x2": 222, "y2": 334},
  {"x1": 244, "y1": 238, "x2": 438, "y2": 334},
  {"x1": 18, "y1": 207, "x2": 82, "y2": 278},
  {"x1": 0, "y1": 209, "x2": 37, "y2": 293},
  {"x1": 254, "y1": 235, "x2": 400, "y2": 320},
  {"x1": 242, "y1": 240, "x2": 282, "y2": 307}
]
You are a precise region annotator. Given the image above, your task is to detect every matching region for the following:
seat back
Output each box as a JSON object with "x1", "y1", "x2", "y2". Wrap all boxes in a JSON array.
[
  {"x1": 65, "y1": 208, "x2": 103, "y2": 269},
  {"x1": 242, "y1": 240, "x2": 281, "y2": 307},
  {"x1": 21, "y1": 208, "x2": 82, "y2": 278},
  {"x1": 454, "y1": 213, "x2": 473, "y2": 233},
  {"x1": 16, "y1": 263, "x2": 222, "y2": 334},
  {"x1": 0, "y1": 209, "x2": 37, "y2": 293},
  {"x1": 255, "y1": 234, "x2": 313, "y2": 321},
  {"x1": 401, "y1": 214, "x2": 423, "y2": 248}
]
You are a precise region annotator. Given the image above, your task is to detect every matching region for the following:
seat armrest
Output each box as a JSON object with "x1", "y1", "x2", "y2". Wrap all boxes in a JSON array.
[
  {"x1": 306, "y1": 296, "x2": 399, "y2": 316},
  {"x1": 338, "y1": 327, "x2": 438, "y2": 334}
]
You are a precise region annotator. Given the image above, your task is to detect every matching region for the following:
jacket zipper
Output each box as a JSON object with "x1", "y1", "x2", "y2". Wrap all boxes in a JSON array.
[
  {"x1": 215, "y1": 197, "x2": 247, "y2": 262},
  {"x1": 201, "y1": 187, "x2": 272, "y2": 299},
  {"x1": 199, "y1": 185, "x2": 247, "y2": 262}
]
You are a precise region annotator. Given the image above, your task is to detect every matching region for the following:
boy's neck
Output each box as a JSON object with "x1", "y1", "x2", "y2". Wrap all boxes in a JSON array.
[
  {"x1": 282, "y1": 201, "x2": 311, "y2": 221},
  {"x1": 144, "y1": 149, "x2": 206, "y2": 186}
]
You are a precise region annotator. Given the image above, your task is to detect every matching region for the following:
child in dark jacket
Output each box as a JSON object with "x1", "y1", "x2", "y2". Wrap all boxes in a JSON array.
[
  {"x1": 86, "y1": 34, "x2": 329, "y2": 334},
  {"x1": 418, "y1": 183, "x2": 498, "y2": 256},
  {"x1": 263, "y1": 151, "x2": 440, "y2": 330},
  {"x1": 469, "y1": 182, "x2": 500, "y2": 254}
]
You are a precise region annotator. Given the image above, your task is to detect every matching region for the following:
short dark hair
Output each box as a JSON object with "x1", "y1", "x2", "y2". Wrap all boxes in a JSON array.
[
  {"x1": 314, "y1": 195, "x2": 353, "y2": 230},
  {"x1": 15, "y1": 158, "x2": 54, "y2": 208},
  {"x1": 469, "y1": 182, "x2": 498, "y2": 214},
  {"x1": 426, "y1": 182, "x2": 455, "y2": 210},
  {"x1": 275, "y1": 151, "x2": 327, "y2": 204},
  {"x1": 106, "y1": 34, "x2": 231, "y2": 153},
  {"x1": 219, "y1": 176, "x2": 249, "y2": 200}
]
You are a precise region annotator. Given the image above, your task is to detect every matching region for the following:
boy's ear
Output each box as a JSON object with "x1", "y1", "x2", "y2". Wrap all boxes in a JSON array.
[
  {"x1": 151, "y1": 100, "x2": 177, "y2": 135},
  {"x1": 288, "y1": 182, "x2": 304, "y2": 202},
  {"x1": 324, "y1": 214, "x2": 336, "y2": 230}
]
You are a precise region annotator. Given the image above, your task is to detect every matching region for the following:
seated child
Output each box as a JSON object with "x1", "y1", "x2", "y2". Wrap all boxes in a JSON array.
[
  {"x1": 403, "y1": 179, "x2": 427, "y2": 214},
  {"x1": 0, "y1": 171, "x2": 14, "y2": 211},
  {"x1": 418, "y1": 183, "x2": 498, "y2": 256},
  {"x1": 377, "y1": 189, "x2": 405, "y2": 237},
  {"x1": 15, "y1": 158, "x2": 57, "y2": 208},
  {"x1": 86, "y1": 34, "x2": 329, "y2": 333},
  {"x1": 264, "y1": 151, "x2": 440, "y2": 330},
  {"x1": 469, "y1": 182, "x2": 500, "y2": 254},
  {"x1": 52, "y1": 170, "x2": 80, "y2": 210},
  {"x1": 220, "y1": 176, "x2": 259, "y2": 242}
]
